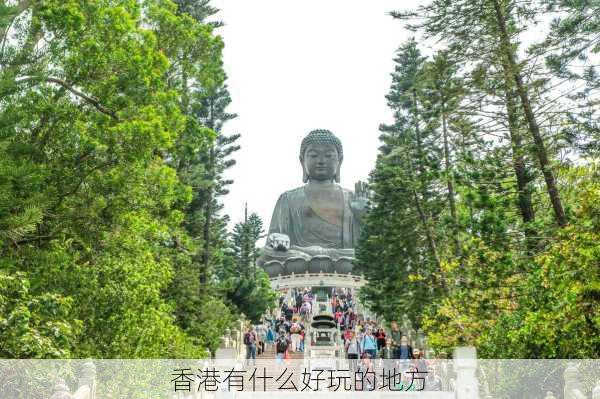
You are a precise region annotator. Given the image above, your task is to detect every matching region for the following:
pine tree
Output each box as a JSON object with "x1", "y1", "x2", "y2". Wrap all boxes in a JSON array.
[
  {"x1": 356, "y1": 40, "x2": 446, "y2": 324},
  {"x1": 466, "y1": 55, "x2": 539, "y2": 244},
  {"x1": 158, "y1": 1, "x2": 245, "y2": 354},
  {"x1": 420, "y1": 52, "x2": 465, "y2": 258},
  {"x1": 540, "y1": 0, "x2": 600, "y2": 156},
  {"x1": 389, "y1": 39, "x2": 444, "y2": 277},
  {"x1": 194, "y1": 84, "x2": 241, "y2": 284},
  {"x1": 173, "y1": 0, "x2": 223, "y2": 27},
  {"x1": 219, "y1": 208, "x2": 274, "y2": 323},
  {"x1": 232, "y1": 205, "x2": 265, "y2": 274},
  {"x1": 357, "y1": 0, "x2": 600, "y2": 358},
  {"x1": 393, "y1": 0, "x2": 568, "y2": 227}
]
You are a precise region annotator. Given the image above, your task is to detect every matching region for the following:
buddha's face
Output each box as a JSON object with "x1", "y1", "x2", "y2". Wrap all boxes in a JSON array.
[{"x1": 302, "y1": 143, "x2": 340, "y2": 182}]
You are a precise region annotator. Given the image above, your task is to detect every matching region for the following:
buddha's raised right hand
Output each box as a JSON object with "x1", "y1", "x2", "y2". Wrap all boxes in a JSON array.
[{"x1": 267, "y1": 233, "x2": 290, "y2": 251}]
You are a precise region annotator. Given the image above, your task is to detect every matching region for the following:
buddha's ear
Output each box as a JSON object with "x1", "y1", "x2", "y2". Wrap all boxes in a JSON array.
[
  {"x1": 300, "y1": 156, "x2": 309, "y2": 183},
  {"x1": 335, "y1": 157, "x2": 343, "y2": 183}
]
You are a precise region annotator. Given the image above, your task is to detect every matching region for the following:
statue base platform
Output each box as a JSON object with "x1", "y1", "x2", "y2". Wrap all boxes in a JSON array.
[
  {"x1": 269, "y1": 270, "x2": 365, "y2": 290},
  {"x1": 260, "y1": 255, "x2": 354, "y2": 278}
]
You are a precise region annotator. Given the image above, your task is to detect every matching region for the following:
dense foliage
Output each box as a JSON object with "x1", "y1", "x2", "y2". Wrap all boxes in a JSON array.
[
  {"x1": 1, "y1": 0, "x2": 597, "y2": 361},
  {"x1": 224, "y1": 208, "x2": 275, "y2": 323},
  {"x1": 356, "y1": 0, "x2": 600, "y2": 358},
  {"x1": 0, "y1": 0, "x2": 275, "y2": 358}
]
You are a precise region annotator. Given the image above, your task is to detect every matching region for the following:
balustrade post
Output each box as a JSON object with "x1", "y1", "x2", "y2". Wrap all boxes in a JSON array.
[
  {"x1": 50, "y1": 378, "x2": 71, "y2": 399},
  {"x1": 401, "y1": 314, "x2": 411, "y2": 333},
  {"x1": 439, "y1": 361, "x2": 449, "y2": 391},
  {"x1": 563, "y1": 362, "x2": 582, "y2": 399},
  {"x1": 416, "y1": 328, "x2": 425, "y2": 349},
  {"x1": 408, "y1": 327, "x2": 416, "y2": 348},
  {"x1": 592, "y1": 380, "x2": 600, "y2": 399},
  {"x1": 78, "y1": 361, "x2": 96, "y2": 399},
  {"x1": 453, "y1": 346, "x2": 479, "y2": 399},
  {"x1": 223, "y1": 328, "x2": 232, "y2": 348}
]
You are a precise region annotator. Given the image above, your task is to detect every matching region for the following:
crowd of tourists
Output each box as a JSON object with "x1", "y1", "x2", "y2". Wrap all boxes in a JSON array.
[
  {"x1": 242, "y1": 287, "x2": 443, "y2": 390},
  {"x1": 340, "y1": 319, "x2": 441, "y2": 390},
  {"x1": 330, "y1": 290, "x2": 441, "y2": 391},
  {"x1": 244, "y1": 288, "x2": 315, "y2": 365}
]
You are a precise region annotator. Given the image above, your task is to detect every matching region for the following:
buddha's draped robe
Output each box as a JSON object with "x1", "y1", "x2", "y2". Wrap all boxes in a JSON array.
[{"x1": 265, "y1": 185, "x2": 360, "y2": 259}]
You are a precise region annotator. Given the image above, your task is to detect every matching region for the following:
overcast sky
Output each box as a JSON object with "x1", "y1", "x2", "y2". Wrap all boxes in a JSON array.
[{"x1": 210, "y1": 1, "x2": 424, "y2": 234}]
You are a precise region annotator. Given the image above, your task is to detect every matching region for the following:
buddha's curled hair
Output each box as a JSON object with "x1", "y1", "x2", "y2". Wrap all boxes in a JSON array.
[{"x1": 299, "y1": 129, "x2": 343, "y2": 160}]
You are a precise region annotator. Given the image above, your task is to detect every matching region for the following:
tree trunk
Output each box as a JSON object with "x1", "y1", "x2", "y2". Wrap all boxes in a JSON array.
[
  {"x1": 410, "y1": 90, "x2": 444, "y2": 289},
  {"x1": 491, "y1": 0, "x2": 567, "y2": 227},
  {"x1": 200, "y1": 99, "x2": 216, "y2": 286},
  {"x1": 181, "y1": 60, "x2": 189, "y2": 113},
  {"x1": 412, "y1": 90, "x2": 428, "y2": 198},
  {"x1": 441, "y1": 105, "x2": 461, "y2": 257},
  {"x1": 200, "y1": 149, "x2": 213, "y2": 286},
  {"x1": 412, "y1": 189, "x2": 445, "y2": 291},
  {"x1": 503, "y1": 84, "x2": 538, "y2": 252}
]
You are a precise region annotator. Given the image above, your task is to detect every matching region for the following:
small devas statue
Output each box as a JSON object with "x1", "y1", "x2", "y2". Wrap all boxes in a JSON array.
[{"x1": 257, "y1": 129, "x2": 368, "y2": 276}]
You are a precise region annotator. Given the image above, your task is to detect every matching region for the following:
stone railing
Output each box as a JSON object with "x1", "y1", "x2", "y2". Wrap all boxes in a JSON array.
[
  {"x1": 556, "y1": 362, "x2": 600, "y2": 399},
  {"x1": 451, "y1": 347, "x2": 479, "y2": 399},
  {"x1": 478, "y1": 365, "x2": 493, "y2": 399},
  {"x1": 50, "y1": 361, "x2": 96, "y2": 399},
  {"x1": 270, "y1": 271, "x2": 365, "y2": 290},
  {"x1": 217, "y1": 318, "x2": 248, "y2": 363},
  {"x1": 54, "y1": 347, "x2": 600, "y2": 399}
]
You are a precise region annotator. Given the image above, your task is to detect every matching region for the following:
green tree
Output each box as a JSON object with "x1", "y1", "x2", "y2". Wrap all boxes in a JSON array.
[
  {"x1": 394, "y1": 0, "x2": 568, "y2": 227},
  {"x1": 356, "y1": 39, "x2": 446, "y2": 324},
  {"x1": 0, "y1": 0, "x2": 235, "y2": 358},
  {"x1": 232, "y1": 206, "x2": 265, "y2": 274},
  {"x1": 539, "y1": 0, "x2": 600, "y2": 157},
  {"x1": 358, "y1": 1, "x2": 600, "y2": 358},
  {"x1": 166, "y1": 81, "x2": 242, "y2": 354},
  {"x1": 420, "y1": 51, "x2": 465, "y2": 257},
  {"x1": 218, "y1": 209, "x2": 275, "y2": 323}
]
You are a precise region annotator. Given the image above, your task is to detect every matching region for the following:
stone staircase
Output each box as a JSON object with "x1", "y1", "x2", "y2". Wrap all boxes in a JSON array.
[{"x1": 258, "y1": 343, "x2": 304, "y2": 360}]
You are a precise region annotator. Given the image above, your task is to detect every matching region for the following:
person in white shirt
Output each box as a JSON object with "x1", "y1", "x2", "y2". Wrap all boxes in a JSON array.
[{"x1": 345, "y1": 330, "x2": 360, "y2": 375}]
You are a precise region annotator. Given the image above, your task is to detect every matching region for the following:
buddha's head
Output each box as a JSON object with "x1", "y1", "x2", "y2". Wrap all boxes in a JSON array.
[{"x1": 299, "y1": 129, "x2": 343, "y2": 183}]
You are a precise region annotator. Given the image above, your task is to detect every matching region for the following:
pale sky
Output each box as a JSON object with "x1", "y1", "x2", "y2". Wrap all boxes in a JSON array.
[{"x1": 210, "y1": 1, "x2": 423, "y2": 233}]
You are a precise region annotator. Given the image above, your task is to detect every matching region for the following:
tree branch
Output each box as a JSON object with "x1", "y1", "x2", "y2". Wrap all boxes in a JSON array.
[{"x1": 16, "y1": 76, "x2": 118, "y2": 120}]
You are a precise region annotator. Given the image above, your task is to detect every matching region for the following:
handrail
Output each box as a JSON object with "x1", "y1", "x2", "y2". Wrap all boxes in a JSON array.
[
  {"x1": 72, "y1": 386, "x2": 91, "y2": 399},
  {"x1": 594, "y1": 380, "x2": 600, "y2": 399},
  {"x1": 439, "y1": 361, "x2": 450, "y2": 391},
  {"x1": 51, "y1": 369, "x2": 94, "y2": 399},
  {"x1": 272, "y1": 272, "x2": 364, "y2": 282},
  {"x1": 479, "y1": 363, "x2": 492, "y2": 398},
  {"x1": 270, "y1": 273, "x2": 366, "y2": 290},
  {"x1": 564, "y1": 362, "x2": 587, "y2": 399},
  {"x1": 570, "y1": 388, "x2": 587, "y2": 399}
]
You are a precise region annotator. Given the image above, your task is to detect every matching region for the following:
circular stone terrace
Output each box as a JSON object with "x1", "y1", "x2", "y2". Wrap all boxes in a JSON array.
[{"x1": 269, "y1": 271, "x2": 365, "y2": 290}]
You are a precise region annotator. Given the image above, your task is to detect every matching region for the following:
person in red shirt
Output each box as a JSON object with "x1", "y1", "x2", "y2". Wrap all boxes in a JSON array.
[
  {"x1": 376, "y1": 328, "x2": 387, "y2": 351},
  {"x1": 335, "y1": 310, "x2": 343, "y2": 326},
  {"x1": 343, "y1": 327, "x2": 353, "y2": 344}
]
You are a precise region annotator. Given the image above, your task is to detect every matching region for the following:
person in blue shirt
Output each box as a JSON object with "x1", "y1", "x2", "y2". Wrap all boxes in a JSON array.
[
  {"x1": 266, "y1": 323, "x2": 275, "y2": 349},
  {"x1": 398, "y1": 335, "x2": 413, "y2": 359},
  {"x1": 397, "y1": 334, "x2": 413, "y2": 372},
  {"x1": 360, "y1": 328, "x2": 378, "y2": 359}
]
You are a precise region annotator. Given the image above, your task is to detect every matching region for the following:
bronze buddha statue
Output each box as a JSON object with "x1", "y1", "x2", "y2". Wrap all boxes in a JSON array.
[{"x1": 257, "y1": 129, "x2": 368, "y2": 276}]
